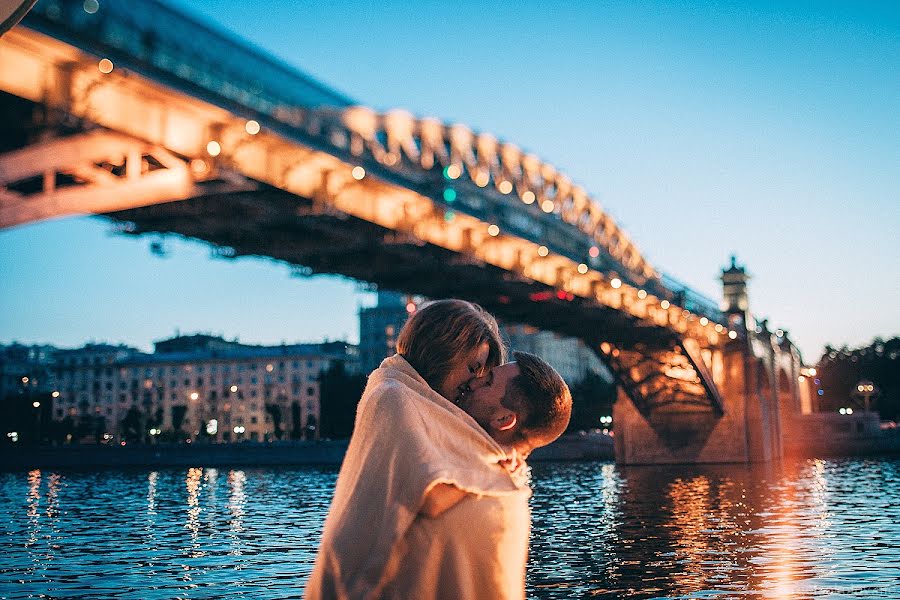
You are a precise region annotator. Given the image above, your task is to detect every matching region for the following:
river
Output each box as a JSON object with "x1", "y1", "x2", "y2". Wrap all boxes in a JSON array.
[{"x1": 1, "y1": 458, "x2": 897, "y2": 598}]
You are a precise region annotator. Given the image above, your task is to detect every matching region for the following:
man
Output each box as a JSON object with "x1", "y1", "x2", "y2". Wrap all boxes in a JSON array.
[
  {"x1": 461, "y1": 350, "x2": 573, "y2": 460},
  {"x1": 420, "y1": 350, "x2": 573, "y2": 518},
  {"x1": 390, "y1": 351, "x2": 573, "y2": 600}
]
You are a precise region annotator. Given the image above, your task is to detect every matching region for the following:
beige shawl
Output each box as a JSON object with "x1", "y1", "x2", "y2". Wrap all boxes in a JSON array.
[{"x1": 305, "y1": 354, "x2": 530, "y2": 599}]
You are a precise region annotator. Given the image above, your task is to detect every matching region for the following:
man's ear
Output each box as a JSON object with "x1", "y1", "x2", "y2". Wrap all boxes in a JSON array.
[{"x1": 490, "y1": 410, "x2": 517, "y2": 432}]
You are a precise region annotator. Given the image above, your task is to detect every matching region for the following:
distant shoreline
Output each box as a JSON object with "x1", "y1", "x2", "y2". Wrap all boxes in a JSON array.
[
  {"x1": 4, "y1": 430, "x2": 895, "y2": 472},
  {"x1": 0, "y1": 432, "x2": 616, "y2": 471}
]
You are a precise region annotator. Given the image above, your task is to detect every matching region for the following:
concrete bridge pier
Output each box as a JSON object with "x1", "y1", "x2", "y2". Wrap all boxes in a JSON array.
[
  {"x1": 613, "y1": 258, "x2": 794, "y2": 465},
  {"x1": 613, "y1": 343, "x2": 787, "y2": 465}
]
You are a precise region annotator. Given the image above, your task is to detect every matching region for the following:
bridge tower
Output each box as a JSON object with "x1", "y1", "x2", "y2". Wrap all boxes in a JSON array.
[{"x1": 613, "y1": 257, "x2": 795, "y2": 464}]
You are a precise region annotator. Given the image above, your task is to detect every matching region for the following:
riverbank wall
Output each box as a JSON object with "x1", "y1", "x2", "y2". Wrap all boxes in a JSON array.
[{"x1": 0, "y1": 431, "x2": 615, "y2": 471}]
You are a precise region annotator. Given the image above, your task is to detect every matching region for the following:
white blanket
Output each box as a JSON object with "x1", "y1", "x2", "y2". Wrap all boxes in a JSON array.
[{"x1": 305, "y1": 354, "x2": 530, "y2": 599}]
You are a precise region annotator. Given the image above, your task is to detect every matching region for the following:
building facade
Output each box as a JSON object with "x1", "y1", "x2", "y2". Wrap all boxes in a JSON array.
[{"x1": 50, "y1": 336, "x2": 358, "y2": 443}]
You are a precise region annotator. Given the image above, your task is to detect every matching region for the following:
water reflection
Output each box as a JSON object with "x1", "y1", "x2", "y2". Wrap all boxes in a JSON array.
[
  {"x1": 529, "y1": 458, "x2": 900, "y2": 598},
  {"x1": 184, "y1": 467, "x2": 203, "y2": 560},
  {"x1": 0, "y1": 459, "x2": 896, "y2": 599},
  {"x1": 228, "y1": 469, "x2": 246, "y2": 557},
  {"x1": 25, "y1": 469, "x2": 40, "y2": 550}
]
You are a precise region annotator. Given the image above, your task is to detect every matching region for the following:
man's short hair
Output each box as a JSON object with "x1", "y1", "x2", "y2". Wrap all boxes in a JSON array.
[{"x1": 502, "y1": 351, "x2": 572, "y2": 447}]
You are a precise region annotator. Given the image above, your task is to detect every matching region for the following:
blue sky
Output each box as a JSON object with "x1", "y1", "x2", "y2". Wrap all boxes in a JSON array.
[{"x1": 1, "y1": 0, "x2": 897, "y2": 359}]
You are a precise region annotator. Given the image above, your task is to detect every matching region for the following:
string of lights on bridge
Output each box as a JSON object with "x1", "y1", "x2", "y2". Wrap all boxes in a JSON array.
[{"x1": 82, "y1": 47, "x2": 746, "y2": 347}]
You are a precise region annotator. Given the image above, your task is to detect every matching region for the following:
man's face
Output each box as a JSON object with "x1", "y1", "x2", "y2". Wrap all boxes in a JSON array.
[{"x1": 456, "y1": 362, "x2": 521, "y2": 433}]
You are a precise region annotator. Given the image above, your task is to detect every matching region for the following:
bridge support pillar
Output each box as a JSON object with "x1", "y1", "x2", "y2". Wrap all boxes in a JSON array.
[{"x1": 613, "y1": 344, "x2": 786, "y2": 465}]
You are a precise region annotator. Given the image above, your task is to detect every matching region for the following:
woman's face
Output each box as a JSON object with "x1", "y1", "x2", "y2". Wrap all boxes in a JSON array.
[{"x1": 437, "y1": 341, "x2": 490, "y2": 403}]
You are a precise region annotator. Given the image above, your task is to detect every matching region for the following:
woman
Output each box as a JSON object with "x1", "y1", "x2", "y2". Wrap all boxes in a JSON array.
[{"x1": 305, "y1": 299, "x2": 531, "y2": 600}]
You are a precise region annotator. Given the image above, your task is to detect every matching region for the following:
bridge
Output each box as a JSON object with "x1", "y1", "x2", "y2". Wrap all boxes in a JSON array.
[{"x1": 0, "y1": 0, "x2": 806, "y2": 464}]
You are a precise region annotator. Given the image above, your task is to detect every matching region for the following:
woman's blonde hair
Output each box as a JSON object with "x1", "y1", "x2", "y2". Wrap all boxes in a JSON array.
[{"x1": 397, "y1": 299, "x2": 506, "y2": 394}]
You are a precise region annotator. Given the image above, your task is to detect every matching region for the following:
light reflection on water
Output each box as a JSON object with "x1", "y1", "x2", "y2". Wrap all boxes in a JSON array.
[
  {"x1": 0, "y1": 458, "x2": 897, "y2": 599},
  {"x1": 528, "y1": 458, "x2": 899, "y2": 598}
]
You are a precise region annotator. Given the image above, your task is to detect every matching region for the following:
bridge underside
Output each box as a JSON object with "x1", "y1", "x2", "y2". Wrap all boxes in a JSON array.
[{"x1": 105, "y1": 188, "x2": 667, "y2": 353}]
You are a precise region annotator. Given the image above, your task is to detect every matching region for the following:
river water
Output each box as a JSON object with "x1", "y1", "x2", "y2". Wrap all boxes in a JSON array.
[{"x1": 1, "y1": 458, "x2": 897, "y2": 599}]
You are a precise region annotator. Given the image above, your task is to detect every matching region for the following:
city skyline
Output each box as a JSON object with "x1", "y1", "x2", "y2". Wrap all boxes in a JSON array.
[{"x1": 1, "y1": 0, "x2": 898, "y2": 360}]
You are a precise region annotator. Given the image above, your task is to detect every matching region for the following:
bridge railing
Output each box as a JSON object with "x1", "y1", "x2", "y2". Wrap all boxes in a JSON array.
[
  {"x1": 660, "y1": 273, "x2": 726, "y2": 325},
  {"x1": 25, "y1": 0, "x2": 353, "y2": 118}
]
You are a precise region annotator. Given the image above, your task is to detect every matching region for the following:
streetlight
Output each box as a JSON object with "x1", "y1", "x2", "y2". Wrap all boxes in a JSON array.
[{"x1": 854, "y1": 380, "x2": 877, "y2": 413}]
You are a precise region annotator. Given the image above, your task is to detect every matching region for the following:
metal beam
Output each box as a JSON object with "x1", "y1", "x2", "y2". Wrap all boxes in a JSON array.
[
  {"x1": 0, "y1": 167, "x2": 195, "y2": 229},
  {"x1": 0, "y1": 130, "x2": 146, "y2": 185}
]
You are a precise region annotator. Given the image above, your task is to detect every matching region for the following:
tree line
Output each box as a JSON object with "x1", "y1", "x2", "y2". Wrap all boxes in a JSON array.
[{"x1": 816, "y1": 336, "x2": 899, "y2": 421}]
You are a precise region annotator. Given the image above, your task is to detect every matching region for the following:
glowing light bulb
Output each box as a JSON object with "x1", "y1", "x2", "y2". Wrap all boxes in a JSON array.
[
  {"x1": 541, "y1": 200, "x2": 555, "y2": 213},
  {"x1": 577, "y1": 263, "x2": 588, "y2": 274},
  {"x1": 487, "y1": 224, "x2": 500, "y2": 237},
  {"x1": 700, "y1": 317, "x2": 709, "y2": 326},
  {"x1": 537, "y1": 245, "x2": 549, "y2": 257},
  {"x1": 728, "y1": 330, "x2": 738, "y2": 339},
  {"x1": 445, "y1": 164, "x2": 461, "y2": 179},
  {"x1": 190, "y1": 159, "x2": 209, "y2": 176},
  {"x1": 245, "y1": 120, "x2": 260, "y2": 135},
  {"x1": 206, "y1": 141, "x2": 221, "y2": 157},
  {"x1": 589, "y1": 246, "x2": 600, "y2": 258},
  {"x1": 475, "y1": 171, "x2": 490, "y2": 187},
  {"x1": 351, "y1": 166, "x2": 366, "y2": 180},
  {"x1": 98, "y1": 58, "x2": 113, "y2": 74},
  {"x1": 522, "y1": 191, "x2": 536, "y2": 204},
  {"x1": 610, "y1": 278, "x2": 622, "y2": 289},
  {"x1": 637, "y1": 289, "x2": 647, "y2": 299},
  {"x1": 498, "y1": 180, "x2": 513, "y2": 194}
]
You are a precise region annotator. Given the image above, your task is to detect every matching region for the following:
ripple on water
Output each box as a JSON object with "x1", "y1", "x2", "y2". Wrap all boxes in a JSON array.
[{"x1": 1, "y1": 459, "x2": 899, "y2": 598}]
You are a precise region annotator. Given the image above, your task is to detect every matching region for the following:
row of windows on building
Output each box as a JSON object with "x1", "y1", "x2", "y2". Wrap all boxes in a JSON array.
[
  {"x1": 54, "y1": 398, "x2": 317, "y2": 420},
  {"x1": 58, "y1": 372, "x2": 319, "y2": 389},
  {"x1": 57, "y1": 385, "x2": 317, "y2": 405},
  {"x1": 57, "y1": 359, "x2": 325, "y2": 378}
]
